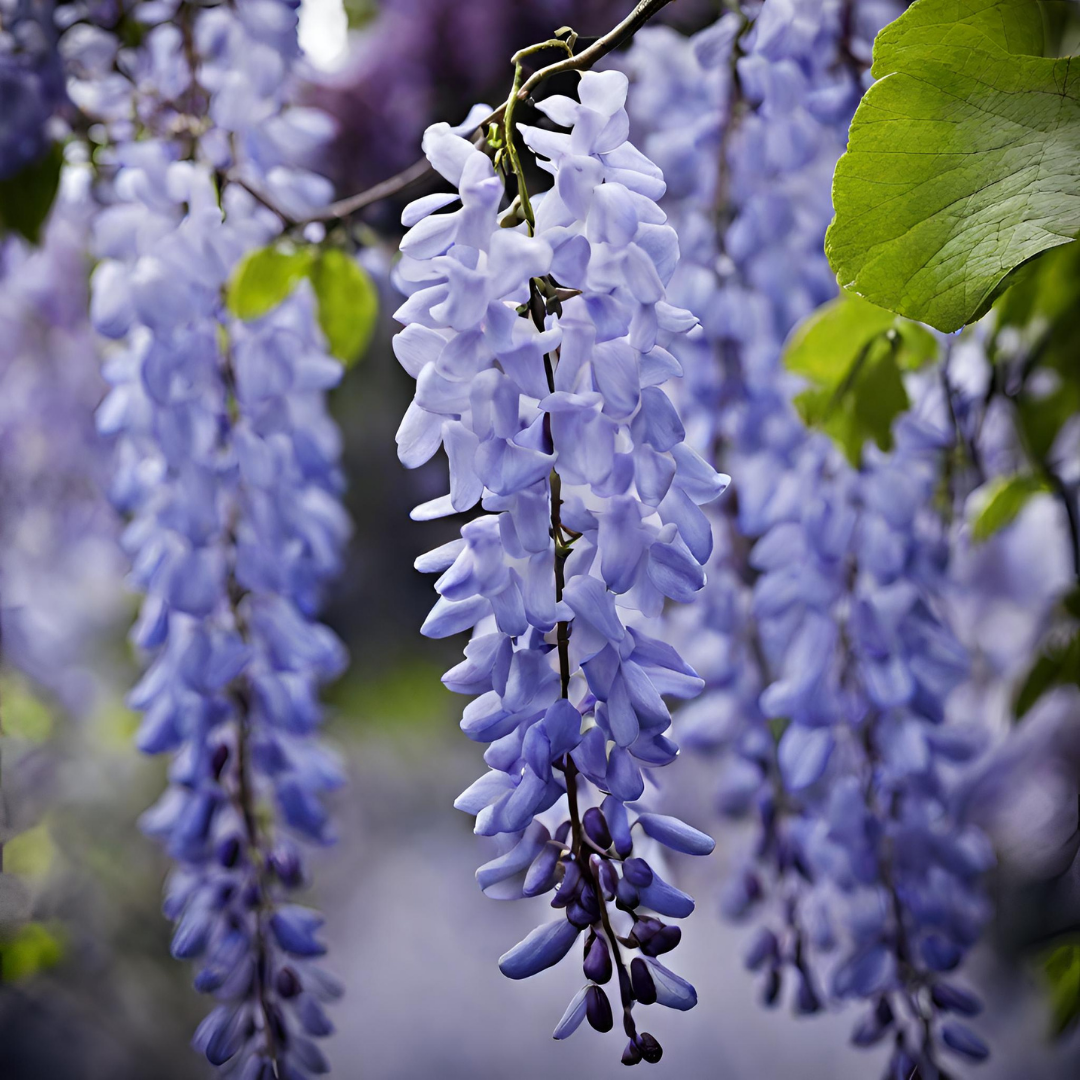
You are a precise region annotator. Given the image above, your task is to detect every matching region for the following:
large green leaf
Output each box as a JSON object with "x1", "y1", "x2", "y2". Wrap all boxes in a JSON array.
[
  {"x1": 826, "y1": 0, "x2": 1080, "y2": 333},
  {"x1": 785, "y1": 291, "x2": 937, "y2": 465},
  {"x1": 307, "y1": 249, "x2": 378, "y2": 367},
  {"x1": 0, "y1": 143, "x2": 64, "y2": 244}
]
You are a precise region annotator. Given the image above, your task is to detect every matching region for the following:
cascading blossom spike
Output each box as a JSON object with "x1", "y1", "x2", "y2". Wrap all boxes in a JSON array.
[
  {"x1": 394, "y1": 67, "x2": 727, "y2": 1062},
  {"x1": 78, "y1": 0, "x2": 349, "y2": 1073}
]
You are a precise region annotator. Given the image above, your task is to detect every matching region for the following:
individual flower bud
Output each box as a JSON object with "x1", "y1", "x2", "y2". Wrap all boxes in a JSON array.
[
  {"x1": 622, "y1": 857, "x2": 653, "y2": 887},
  {"x1": 598, "y1": 858, "x2": 619, "y2": 899},
  {"x1": 552, "y1": 859, "x2": 582, "y2": 909},
  {"x1": 500, "y1": 918, "x2": 582, "y2": 979},
  {"x1": 795, "y1": 970, "x2": 821, "y2": 1014},
  {"x1": 941, "y1": 1022, "x2": 989, "y2": 1062},
  {"x1": 586, "y1": 985, "x2": 613, "y2": 1032},
  {"x1": 622, "y1": 1039, "x2": 643, "y2": 1066},
  {"x1": 744, "y1": 927, "x2": 779, "y2": 971},
  {"x1": 276, "y1": 967, "x2": 302, "y2": 999},
  {"x1": 636, "y1": 1032, "x2": 663, "y2": 1064},
  {"x1": 583, "y1": 806, "x2": 612, "y2": 849},
  {"x1": 639, "y1": 923, "x2": 680, "y2": 958},
  {"x1": 762, "y1": 965, "x2": 782, "y2": 1007},
  {"x1": 616, "y1": 877, "x2": 640, "y2": 910},
  {"x1": 931, "y1": 982, "x2": 982, "y2": 1016},
  {"x1": 630, "y1": 957, "x2": 656, "y2": 1004},
  {"x1": 584, "y1": 932, "x2": 613, "y2": 984}
]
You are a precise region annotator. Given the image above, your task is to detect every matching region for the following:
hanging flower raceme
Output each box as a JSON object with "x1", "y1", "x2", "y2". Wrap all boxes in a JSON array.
[
  {"x1": 394, "y1": 68, "x2": 728, "y2": 1064},
  {"x1": 626, "y1": 2, "x2": 995, "y2": 1073},
  {"x1": 81, "y1": 1, "x2": 348, "y2": 1074}
]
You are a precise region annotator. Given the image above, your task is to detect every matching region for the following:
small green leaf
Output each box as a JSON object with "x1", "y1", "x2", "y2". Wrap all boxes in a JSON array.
[
  {"x1": 826, "y1": 0, "x2": 1080, "y2": 333},
  {"x1": 1041, "y1": 940, "x2": 1080, "y2": 1037},
  {"x1": 784, "y1": 292, "x2": 934, "y2": 465},
  {"x1": 0, "y1": 922, "x2": 65, "y2": 982},
  {"x1": 226, "y1": 245, "x2": 314, "y2": 321},
  {"x1": 307, "y1": 248, "x2": 378, "y2": 367},
  {"x1": 1015, "y1": 633, "x2": 1080, "y2": 718},
  {"x1": 0, "y1": 143, "x2": 64, "y2": 244},
  {"x1": 971, "y1": 474, "x2": 1050, "y2": 543}
]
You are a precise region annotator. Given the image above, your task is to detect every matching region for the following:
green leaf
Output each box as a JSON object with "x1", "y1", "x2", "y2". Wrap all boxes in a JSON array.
[
  {"x1": 971, "y1": 473, "x2": 1050, "y2": 542},
  {"x1": 826, "y1": 0, "x2": 1080, "y2": 333},
  {"x1": 307, "y1": 249, "x2": 378, "y2": 367},
  {"x1": 784, "y1": 292, "x2": 936, "y2": 464},
  {"x1": 1041, "y1": 940, "x2": 1080, "y2": 1037},
  {"x1": 0, "y1": 143, "x2": 64, "y2": 244},
  {"x1": 0, "y1": 922, "x2": 65, "y2": 982},
  {"x1": 1015, "y1": 632, "x2": 1080, "y2": 717},
  {"x1": 226, "y1": 245, "x2": 314, "y2": 322}
]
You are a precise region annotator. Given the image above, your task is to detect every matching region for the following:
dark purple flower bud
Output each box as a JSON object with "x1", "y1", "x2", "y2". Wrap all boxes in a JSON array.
[
  {"x1": 851, "y1": 997, "x2": 894, "y2": 1047},
  {"x1": 931, "y1": 982, "x2": 982, "y2": 1016},
  {"x1": 584, "y1": 932, "x2": 613, "y2": 984},
  {"x1": 921, "y1": 933, "x2": 961, "y2": 972},
  {"x1": 586, "y1": 985, "x2": 613, "y2": 1032},
  {"x1": 598, "y1": 858, "x2": 619, "y2": 899},
  {"x1": 639, "y1": 924, "x2": 681, "y2": 957},
  {"x1": 211, "y1": 743, "x2": 230, "y2": 778},
  {"x1": 762, "y1": 965, "x2": 782, "y2": 1007},
  {"x1": 578, "y1": 883, "x2": 600, "y2": 919},
  {"x1": 622, "y1": 1039, "x2": 643, "y2": 1066},
  {"x1": 603, "y1": 796, "x2": 634, "y2": 857},
  {"x1": 745, "y1": 927, "x2": 779, "y2": 971},
  {"x1": 216, "y1": 836, "x2": 241, "y2": 868},
  {"x1": 941, "y1": 1022, "x2": 989, "y2": 1062},
  {"x1": 616, "y1": 877, "x2": 640, "y2": 910},
  {"x1": 583, "y1": 807, "x2": 613, "y2": 849},
  {"x1": 276, "y1": 967, "x2": 302, "y2": 999},
  {"x1": 636, "y1": 1032, "x2": 663, "y2": 1064},
  {"x1": 795, "y1": 971, "x2": 821, "y2": 1014},
  {"x1": 567, "y1": 900, "x2": 596, "y2": 929},
  {"x1": 630, "y1": 957, "x2": 656, "y2": 1004},
  {"x1": 623, "y1": 858, "x2": 653, "y2": 887},
  {"x1": 552, "y1": 859, "x2": 582, "y2": 908},
  {"x1": 265, "y1": 1002, "x2": 289, "y2": 1048},
  {"x1": 269, "y1": 845, "x2": 303, "y2": 888},
  {"x1": 499, "y1": 918, "x2": 581, "y2": 979}
]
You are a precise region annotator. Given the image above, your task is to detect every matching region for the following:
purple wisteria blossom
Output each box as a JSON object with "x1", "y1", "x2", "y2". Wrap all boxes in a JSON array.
[{"x1": 394, "y1": 68, "x2": 728, "y2": 1064}]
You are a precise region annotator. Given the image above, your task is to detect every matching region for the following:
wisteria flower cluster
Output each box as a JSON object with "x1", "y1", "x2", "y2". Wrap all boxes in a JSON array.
[
  {"x1": 74, "y1": 0, "x2": 349, "y2": 1074},
  {"x1": 394, "y1": 68, "x2": 728, "y2": 1063},
  {"x1": 625, "y1": 1, "x2": 998, "y2": 1073}
]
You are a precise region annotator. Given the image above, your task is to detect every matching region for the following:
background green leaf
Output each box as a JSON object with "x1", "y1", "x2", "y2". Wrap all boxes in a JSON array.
[
  {"x1": 826, "y1": 0, "x2": 1080, "y2": 332},
  {"x1": 307, "y1": 249, "x2": 379, "y2": 367},
  {"x1": 0, "y1": 143, "x2": 64, "y2": 244},
  {"x1": 225, "y1": 245, "x2": 314, "y2": 321},
  {"x1": 784, "y1": 291, "x2": 937, "y2": 465},
  {"x1": 1042, "y1": 941, "x2": 1080, "y2": 1037},
  {"x1": 971, "y1": 473, "x2": 1051, "y2": 543}
]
